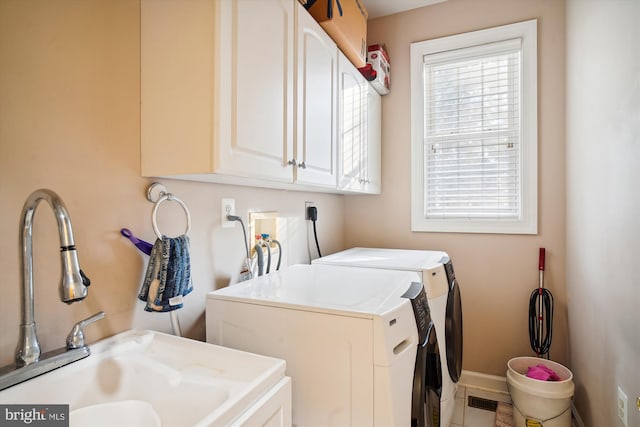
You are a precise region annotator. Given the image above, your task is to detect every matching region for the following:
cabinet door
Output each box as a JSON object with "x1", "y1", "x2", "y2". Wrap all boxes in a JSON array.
[
  {"x1": 216, "y1": 0, "x2": 295, "y2": 182},
  {"x1": 363, "y1": 88, "x2": 381, "y2": 194},
  {"x1": 338, "y1": 52, "x2": 367, "y2": 191},
  {"x1": 295, "y1": 5, "x2": 339, "y2": 188}
]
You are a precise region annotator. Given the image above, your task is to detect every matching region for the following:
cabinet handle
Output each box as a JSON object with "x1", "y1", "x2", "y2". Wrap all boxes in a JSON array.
[
  {"x1": 298, "y1": 161, "x2": 307, "y2": 169},
  {"x1": 287, "y1": 158, "x2": 297, "y2": 167}
]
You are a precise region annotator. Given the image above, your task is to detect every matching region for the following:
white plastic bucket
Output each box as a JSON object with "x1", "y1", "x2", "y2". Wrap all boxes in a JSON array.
[{"x1": 506, "y1": 357, "x2": 574, "y2": 427}]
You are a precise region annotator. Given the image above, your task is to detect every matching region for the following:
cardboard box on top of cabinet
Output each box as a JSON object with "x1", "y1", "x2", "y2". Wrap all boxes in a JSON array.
[
  {"x1": 367, "y1": 44, "x2": 390, "y2": 95},
  {"x1": 305, "y1": 0, "x2": 368, "y2": 68}
]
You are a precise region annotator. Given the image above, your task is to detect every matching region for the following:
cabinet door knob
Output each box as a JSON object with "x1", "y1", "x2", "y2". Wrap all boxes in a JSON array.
[
  {"x1": 298, "y1": 161, "x2": 307, "y2": 169},
  {"x1": 287, "y1": 158, "x2": 297, "y2": 167}
]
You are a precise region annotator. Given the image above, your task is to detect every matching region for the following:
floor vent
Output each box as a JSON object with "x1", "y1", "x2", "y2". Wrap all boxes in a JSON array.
[{"x1": 467, "y1": 395, "x2": 498, "y2": 412}]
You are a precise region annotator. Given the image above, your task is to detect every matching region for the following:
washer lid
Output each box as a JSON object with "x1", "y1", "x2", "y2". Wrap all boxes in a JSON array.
[
  {"x1": 312, "y1": 247, "x2": 449, "y2": 272},
  {"x1": 208, "y1": 264, "x2": 421, "y2": 318}
]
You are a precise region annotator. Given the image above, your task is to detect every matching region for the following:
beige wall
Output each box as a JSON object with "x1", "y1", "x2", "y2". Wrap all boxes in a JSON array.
[
  {"x1": 566, "y1": 1, "x2": 640, "y2": 426},
  {"x1": 0, "y1": 0, "x2": 345, "y2": 367},
  {"x1": 346, "y1": 0, "x2": 568, "y2": 376},
  {"x1": 8, "y1": 3, "x2": 637, "y2": 425}
]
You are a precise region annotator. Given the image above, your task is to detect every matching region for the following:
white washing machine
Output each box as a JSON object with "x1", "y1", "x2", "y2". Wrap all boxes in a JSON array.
[
  {"x1": 313, "y1": 248, "x2": 463, "y2": 427},
  {"x1": 206, "y1": 264, "x2": 430, "y2": 427}
]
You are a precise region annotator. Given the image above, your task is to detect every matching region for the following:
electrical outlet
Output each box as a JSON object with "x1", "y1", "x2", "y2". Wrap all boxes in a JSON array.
[
  {"x1": 221, "y1": 198, "x2": 236, "y2": 228},
  {"x1": 618, "y1": 386, "x2": 628, "y2": 427},
  {"x1": 305, "y1": 201, "x2": 315, "y2": 220}
]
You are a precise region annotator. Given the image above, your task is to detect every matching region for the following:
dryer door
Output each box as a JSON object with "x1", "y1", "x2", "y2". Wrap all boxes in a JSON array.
[
  {"x1": 411, "y1": 341, "x2": 428, "y2": 427},
  {"x1": 403, "y1": 282, "x2": 431, "y2": 427},
  {"x1": 445, "y1": 276, "x2": 463, "y2": 383},
  {"x1": 413, "y1": 321, "x2": 442, "y2": 427},
  {"x1": 425, "y1": 321, "x2": 442, "y2": 427}
]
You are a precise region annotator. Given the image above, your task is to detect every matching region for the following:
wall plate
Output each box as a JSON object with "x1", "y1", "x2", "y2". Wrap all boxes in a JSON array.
[{"x1": 221, "y1": 198, "x2": 236, "y2": 228}]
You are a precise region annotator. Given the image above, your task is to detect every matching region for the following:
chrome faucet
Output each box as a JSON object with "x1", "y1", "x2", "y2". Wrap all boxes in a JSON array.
[{"x1": 0, "y1": 189, "x2": 103, "y2": 391}]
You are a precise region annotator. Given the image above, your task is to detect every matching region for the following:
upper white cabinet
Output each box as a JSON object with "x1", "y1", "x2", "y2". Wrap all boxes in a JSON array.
[
  {"x1": 216, "y1": 0, "x2": 295, "y2": 182},
  {"x1": 142, "y1": 0, "x2": 294, "y2": 183},
  {"x1": 338, "y1": 52, "x2": 381, "y2": 194},
  {"x1": 295, "y1": 2, "x2": 339, "y2": 188},
  {"x1": 141, "y1": 0, "x2": 377, "y2": 194}
]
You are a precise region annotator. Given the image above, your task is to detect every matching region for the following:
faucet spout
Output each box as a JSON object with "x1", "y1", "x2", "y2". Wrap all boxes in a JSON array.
[{"x1": 16, "y1": 189, "x2": 89, "y2": 367}]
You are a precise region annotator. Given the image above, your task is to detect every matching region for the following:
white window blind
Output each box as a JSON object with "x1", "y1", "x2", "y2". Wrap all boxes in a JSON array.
[
  {"x1": 410, "y1": 19, "x2": 537, "y2": 234},
  {"x1": 424, "y1": 39, "x2": 521, "y2": 219}
]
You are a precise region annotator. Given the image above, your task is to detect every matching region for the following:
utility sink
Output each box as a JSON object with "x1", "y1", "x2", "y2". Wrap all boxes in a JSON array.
[{"x1": 0, "y1": 330, "x2": 291, "y2": 427}]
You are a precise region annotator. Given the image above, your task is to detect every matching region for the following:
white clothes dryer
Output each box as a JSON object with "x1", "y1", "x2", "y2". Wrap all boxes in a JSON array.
[
  {"x1": 313, "y1": 248, "x2": 463, "y2": 427},
  {"x1": 206, "y1": 264, "x2": 428, "y2": 427}
]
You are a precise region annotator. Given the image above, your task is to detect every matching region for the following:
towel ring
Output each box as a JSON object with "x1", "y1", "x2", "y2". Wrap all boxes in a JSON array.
[{"x1": 147, "y1": 183, "x2": 191, "y2": 239}]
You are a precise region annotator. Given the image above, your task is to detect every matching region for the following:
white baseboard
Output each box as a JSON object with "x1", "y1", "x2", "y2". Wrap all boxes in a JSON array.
[
  {"x1": 571, "y1": 403, "x2": 586, "y2": 427},
  {"x1": 459, "y1": 369, "x2": 509, "y2": 395}
]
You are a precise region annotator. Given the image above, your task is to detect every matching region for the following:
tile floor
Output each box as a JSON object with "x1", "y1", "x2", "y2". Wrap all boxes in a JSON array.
[
  {"x1": 451, "y1": 385, "x2": 578, "y2": 427},
  {"x1": 451, "y1": 385, "x2": 512, "y2": 427}
]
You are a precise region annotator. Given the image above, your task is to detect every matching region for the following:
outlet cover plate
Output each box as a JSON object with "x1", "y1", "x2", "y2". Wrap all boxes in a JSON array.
[
  {"x1": 618, "y1": 386, "x2": 628, "y2": 427},
  {"x1": 305, "y1": 201, "x2": 315, "y2": 220},
  {"x1": 222, "y1": 198, "x2": 236, "y2": 228}
]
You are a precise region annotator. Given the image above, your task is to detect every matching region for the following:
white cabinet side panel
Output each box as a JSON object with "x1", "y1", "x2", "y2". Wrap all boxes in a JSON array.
[
  {"x1": 207, "y1": 299, "x2": 374, "y2": 427},
  {"x1": 141, "y1": 0, "x2": 215, "y2": 175}
]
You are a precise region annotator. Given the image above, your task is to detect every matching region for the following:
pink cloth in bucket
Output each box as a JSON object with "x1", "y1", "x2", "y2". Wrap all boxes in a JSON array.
[{"x1": 526, "y1": 364, "x2": 561, "y2": 381}]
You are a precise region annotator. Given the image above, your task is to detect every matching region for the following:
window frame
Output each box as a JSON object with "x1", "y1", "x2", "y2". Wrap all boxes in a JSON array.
[{"x1": 410, "y1": 20, "x2": 538, "y2": 234}]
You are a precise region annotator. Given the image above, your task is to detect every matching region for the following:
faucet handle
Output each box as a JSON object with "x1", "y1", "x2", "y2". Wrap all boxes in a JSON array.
[
  {"x1": 80, "y1": 269, "x2": 91, "y2": 287},
  {"x1": 66, "y1": 311, "x2": 105, "y2": 350}
]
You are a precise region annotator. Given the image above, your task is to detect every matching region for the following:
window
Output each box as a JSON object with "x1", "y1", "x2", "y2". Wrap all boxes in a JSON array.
[{"x1": 410, "y1": 20, "x2": 537, "y2": 234}]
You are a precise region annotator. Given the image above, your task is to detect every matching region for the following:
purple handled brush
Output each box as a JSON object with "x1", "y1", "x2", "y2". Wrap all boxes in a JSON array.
[{"x1": 120, "y1": 228, "x2": 154, "y2": 256}]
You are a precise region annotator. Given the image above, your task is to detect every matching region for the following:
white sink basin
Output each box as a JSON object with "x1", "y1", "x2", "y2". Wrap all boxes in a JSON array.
[
  {"x1": 0, "y1": 330, "x2": 288, "y2": 427},
  {"x1": 70, "y1": 400, "x2": 161, "y2": 427}
]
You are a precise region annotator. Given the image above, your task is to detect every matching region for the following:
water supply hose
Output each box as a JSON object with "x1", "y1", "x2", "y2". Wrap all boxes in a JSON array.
[
  {"x1": 254, "y1": 244, "x2": 264, "y2": 276},
  {"x1": 272, "y1": 239, "x2": 282, "y2": 270},
  {"x1": 263, "y1": 239, "x2": 272, "y2": 274}
]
